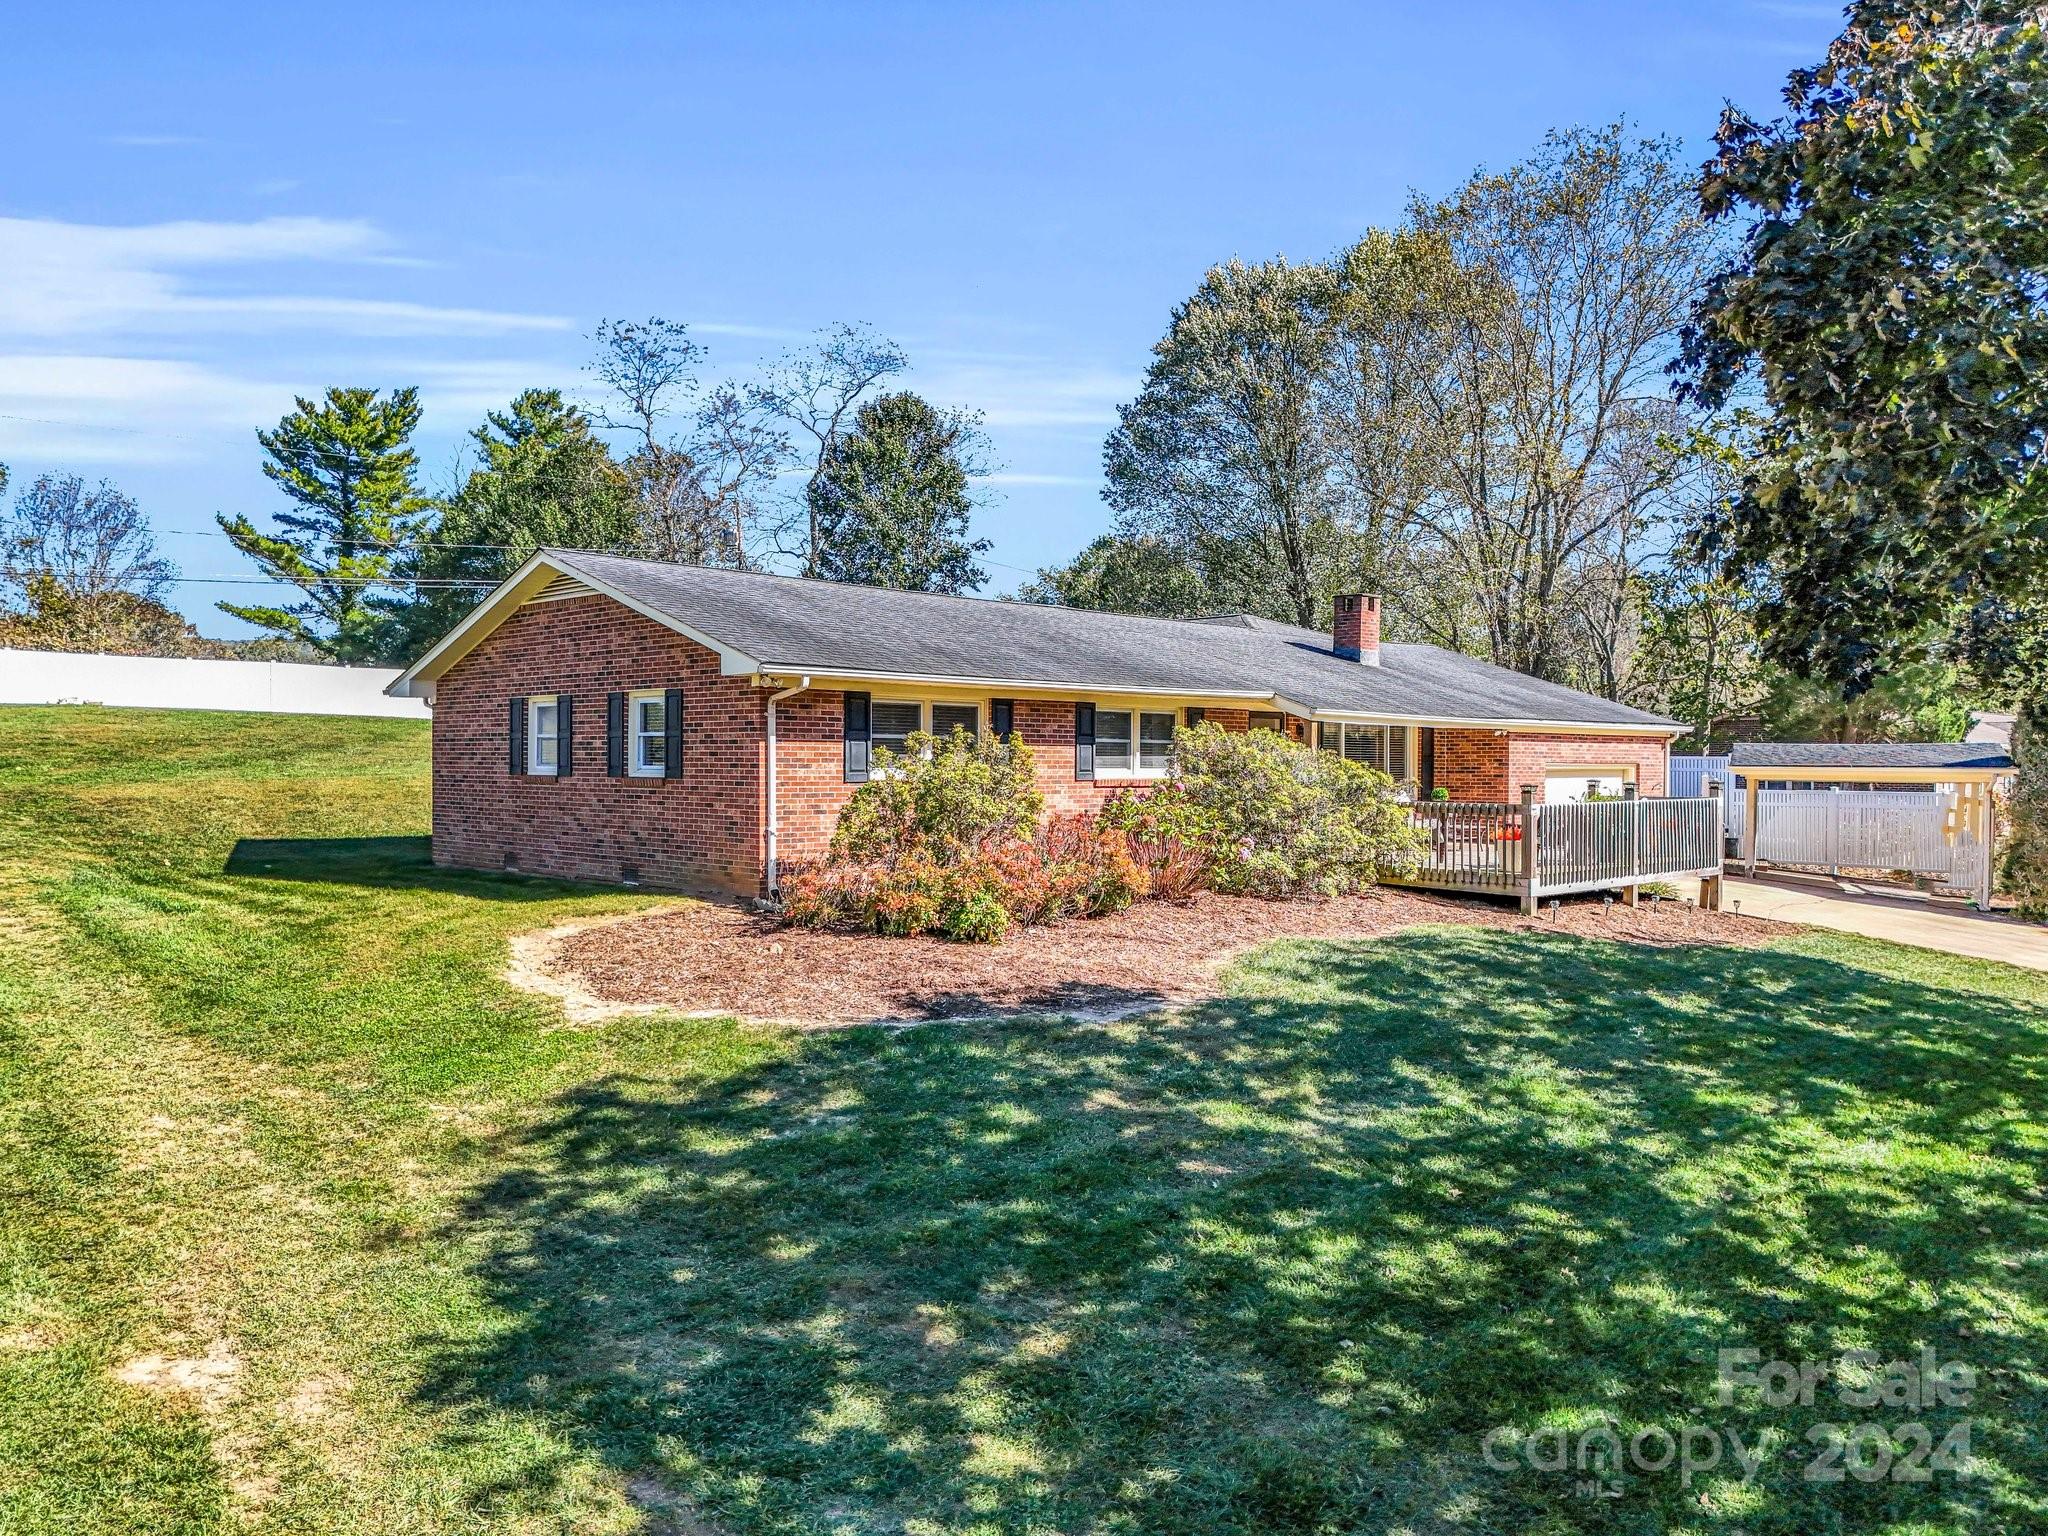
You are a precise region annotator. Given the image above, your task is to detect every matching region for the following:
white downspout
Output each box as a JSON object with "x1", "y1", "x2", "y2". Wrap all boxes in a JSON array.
[{"x1": 764, "y1": 676, "x2": 811, "y2": 897}]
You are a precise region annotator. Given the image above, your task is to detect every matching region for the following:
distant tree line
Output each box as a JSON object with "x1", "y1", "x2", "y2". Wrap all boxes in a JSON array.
[
  {"x1": 214, "y1": 321, "x2": 993, "y2": 665},
  {"x1": 0, "y1": 324, "x2": 997, "y2": 666}
]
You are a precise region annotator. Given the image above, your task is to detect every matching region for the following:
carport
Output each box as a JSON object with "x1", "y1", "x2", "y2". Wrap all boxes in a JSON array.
[{"x1": 1728, "y1": 741, "x2": 2013, "y2": 907}]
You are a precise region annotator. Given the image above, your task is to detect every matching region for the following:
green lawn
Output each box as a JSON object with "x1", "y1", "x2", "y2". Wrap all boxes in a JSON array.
[{"x1": 2, "y1": 704, "x2": 2045, "y2": 1535}]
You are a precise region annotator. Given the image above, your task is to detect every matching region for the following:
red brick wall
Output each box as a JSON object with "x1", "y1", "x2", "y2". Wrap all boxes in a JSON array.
[
  {"x1": 772, "y1": 694, "x2": 1198, "y2": 865},
  {"x1": 1433, "y1": 727, "x2": 1670, "y2": 801},
  {"x1": 431, "y1": 596, "x2": 768, "y2": 894},
  {"x1": 431, "y1": 596, "x2": 1673, "y2": 892},
  {"x1": 1509, "y1": 733, "x2": 1669, "y2": 800},
  {"x1": 1432, "y1": 729, "x2": 1512, "y2": 801}
]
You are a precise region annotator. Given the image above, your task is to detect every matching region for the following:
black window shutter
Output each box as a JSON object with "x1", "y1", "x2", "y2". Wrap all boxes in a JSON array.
[
  {"x1": 990, "y1": 698, "x2": 1014, "y2": 740},
  {"x1": 1419, "y1": 726, "x2": 1437, "y2": 796},
  {"x1": 555, "y1": 694, "x2": 574, "y2": 778},
  {"x1": 508, "y1": 696, "x2": 527, "y2": 776},
  {"x1": 843, "y1": 691, "x2": 871, "y2": 783},
  {"x1": 1184, "y1": 706, "x2": 1206, "y2": 728},
  {"x1": 1074, "y1": 702, "x2": 1095, "y2": 781},
  {"x1": 606, "y1": 692, "x2": 626, "y2": 776},
  {"x1": 662, "y1": 688, "x2": 684, "y2": 779}
]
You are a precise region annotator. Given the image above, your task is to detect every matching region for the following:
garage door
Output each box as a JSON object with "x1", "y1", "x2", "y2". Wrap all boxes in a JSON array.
[{"x1": 1546, "y1": 770, "x2": 1630, "y2": 803}]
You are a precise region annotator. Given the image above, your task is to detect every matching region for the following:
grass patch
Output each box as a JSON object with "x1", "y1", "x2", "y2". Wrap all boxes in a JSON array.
[{"x1": 2, "y1": 704, "x2": 2044, "y2": 1533}]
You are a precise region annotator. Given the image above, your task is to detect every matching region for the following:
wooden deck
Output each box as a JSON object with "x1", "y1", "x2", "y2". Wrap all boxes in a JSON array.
[{"x1": 1390, "y1": 790, "x2": 1725, "y2": 912}]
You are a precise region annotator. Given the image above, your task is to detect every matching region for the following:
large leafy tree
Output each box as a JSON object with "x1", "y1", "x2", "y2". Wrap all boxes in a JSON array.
[
  {"x1": 1395, "y1": 125, "x2": 1715, "y2": 680},
  {"x1": 1018, "y1": 533, "x2": 1214, "y2": 616},
  {"x1": 1680, "y1": 2, "x2": 2048, "y2": 694},
  {"x1": 219, "y1": 387, "x2": 430, "y2": 663},
  {"x1": 1104, "y1": 258, "x2": 1346, "y2": 628},
  {"x1": 393, "y1": 389, "x2": 639, "y2": 655},
  {"x1": 807, "y1": 391, "x2": 991, "y2": 594}
]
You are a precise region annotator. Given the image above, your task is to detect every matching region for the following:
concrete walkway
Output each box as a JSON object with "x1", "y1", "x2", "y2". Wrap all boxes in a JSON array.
[{"x1": 1722, "y1": 871, "x2": 2048, "y2": 973}]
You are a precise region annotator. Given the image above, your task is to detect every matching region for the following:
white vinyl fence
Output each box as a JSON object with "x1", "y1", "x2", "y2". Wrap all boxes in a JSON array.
[
  {"x1": 0, "y1": 649, "x2": 428, "y2": 719},
  {"x1": 1669, "y1": 754, "x2": 1729, "y2": 799},
  {"x1": 1671, "y1": 755, "x2": 1745, "y2": 841},
  {"x1": 1752, "y1": 788, "x2": 1951, "y2": 873}
]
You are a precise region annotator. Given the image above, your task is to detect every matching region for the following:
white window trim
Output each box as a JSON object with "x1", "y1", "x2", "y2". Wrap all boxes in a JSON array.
[
  {"x1": 527, "y1": 693, "x2": 559, "y2": 777},
  {"x1": 628, "y1": 688, "x2": 667, "y2": 778},
  {"x1": 1094, "y1": 706, "x2": 1178, "y2": 780}
]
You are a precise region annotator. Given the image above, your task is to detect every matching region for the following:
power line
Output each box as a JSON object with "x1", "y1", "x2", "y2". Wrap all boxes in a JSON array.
[{"x1": 0, "y1": 568, "x2": 496, "y2": 589}]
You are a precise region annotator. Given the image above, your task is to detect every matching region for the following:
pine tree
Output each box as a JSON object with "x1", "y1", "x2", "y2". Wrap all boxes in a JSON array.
[
  {"x1": 218, "y1": 387, "x2": 429, "y2": 662},
  {"x1": 807, "y1": 392, "x2": 990, "y2": 594}
]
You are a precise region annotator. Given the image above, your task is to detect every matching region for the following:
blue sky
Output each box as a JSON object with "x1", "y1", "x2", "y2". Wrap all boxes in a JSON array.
[{"x1": 5, "y1": 0, "x2": 1843, "y2": 636}]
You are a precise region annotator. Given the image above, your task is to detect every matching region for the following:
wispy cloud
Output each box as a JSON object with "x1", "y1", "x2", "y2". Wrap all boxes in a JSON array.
[
  {"x1": 101, "y1": 133, "x2": 206, "y2": 149},
  {"x1": 0, "y1": 354, "x2": 290, "y2": 464},
  {"x1": 909, "y1": 352, "x2": 1133, "y2": 430},
  {"x1": 976, "y1": 471, "x2": 1097, "y2": 488},
  {"x1": 0, "y1": 216, "x2": 569, "y2": 338}
]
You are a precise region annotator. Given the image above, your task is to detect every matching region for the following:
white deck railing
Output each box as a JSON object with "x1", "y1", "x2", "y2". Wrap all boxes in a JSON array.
[{"x1": 1396, "y1": 791, "x2": 1726, "y2": 911}]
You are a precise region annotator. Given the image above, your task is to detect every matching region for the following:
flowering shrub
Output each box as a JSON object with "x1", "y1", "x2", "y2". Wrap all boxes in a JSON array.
[
  {"x1": 782, "y1": 811, "x2": 1150, "y2": 941},
  {"x1": 783, "y1": 716, "x2": 1424, "y2": 940},
  {"x1": 833, "y1": 728, "x2": 1041, "y2": 862},
  {"x1": 1097, "y1": 784, "x2": 1214, "y2": 900},
  {"x1": 1137, "y1": 722, "x2": 1425, "y2": 897}
]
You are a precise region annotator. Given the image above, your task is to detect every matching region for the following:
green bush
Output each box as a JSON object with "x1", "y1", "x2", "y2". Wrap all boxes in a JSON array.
[
  {"x1": 833, "y1": 727, "x2": 1043, "y2": 861},
  {"x1": 943, "y1": 888, "x2": 1012, "y2": 943},
  {"x1": 2003, "y1": 696, "x2": 2048, "y2": 918},
  {"x1": 1162, "y1": 722, "x2": 1425, "y2": 897}
]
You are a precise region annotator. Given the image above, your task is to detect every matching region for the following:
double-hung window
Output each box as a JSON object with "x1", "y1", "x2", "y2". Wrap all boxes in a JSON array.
[
  {"x1": 1316, "y1": 722, "x2": 1413, "y2": 784},
  {"x1": 1093, "y1": 708, "x2": 1176, "y2": 776},
  {"x1": 630, "y1": 690, "x2": 667, "y2": 777},
  {"x1": 869, "y1": 701, "x2": 983, "y2": 764},
  {"x1": 930, "y1": 703, "x2": 980, "y2": 743},
  {"x1": 870, "y1": 701, "x2": 925, "y2": 762},
  {"x1": 529, "y1": 695, "x2": 560, "y2": 775}
]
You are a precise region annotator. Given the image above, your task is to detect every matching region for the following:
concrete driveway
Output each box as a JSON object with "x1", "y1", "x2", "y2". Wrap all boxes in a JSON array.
[{"x1": 1721, "y1": 871, "x2": 2048, "y2": 973}]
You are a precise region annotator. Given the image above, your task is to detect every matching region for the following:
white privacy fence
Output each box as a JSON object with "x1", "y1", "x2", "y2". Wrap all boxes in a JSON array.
[
  {"x1": 0, "y1": 649, "x2": 428, "y2": 719},
  {"x1": 1752, "y1": 789, "x2": 1953, "y2": 873},
  {"x1": 1669, "y1": 754, "x2": 1729, "y2": 799},
  {"x1": 1747, "y1": 787, "x2": 1989, "y2": 902}
]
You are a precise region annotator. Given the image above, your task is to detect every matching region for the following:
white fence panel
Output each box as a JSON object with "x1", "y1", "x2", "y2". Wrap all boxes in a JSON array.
[
  {"x1": 1673, "y1": 755, "x2": 1741, "y2": 842},
  {"x1": 1753, "y1": 789, "x2": 1953, "y2": 875},
  {"x1": 1670, "y1": 755, "x2": 1730, "y2": 798},
  {"x1": 0, "y1": 649, "x2": 428, "y2": 719}
]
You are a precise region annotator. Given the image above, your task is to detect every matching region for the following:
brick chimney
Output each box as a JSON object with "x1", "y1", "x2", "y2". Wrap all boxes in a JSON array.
[{"x1": 1333, "y1": 593, "x2": 1381, "y2": 665}]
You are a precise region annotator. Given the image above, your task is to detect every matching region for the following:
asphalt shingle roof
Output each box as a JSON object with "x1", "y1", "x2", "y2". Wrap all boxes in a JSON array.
[
  {"x1": 544, "y1": 549, "x2": 1680, "y2": 729},
  {"x1": 1731, "y1": 740, "x2": 2014, "y2": 772}
]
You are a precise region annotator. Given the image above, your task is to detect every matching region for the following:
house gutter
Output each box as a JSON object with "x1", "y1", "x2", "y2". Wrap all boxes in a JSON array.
[{"x1": 763, "y1": 676, "x2": 811, "y2": 896}]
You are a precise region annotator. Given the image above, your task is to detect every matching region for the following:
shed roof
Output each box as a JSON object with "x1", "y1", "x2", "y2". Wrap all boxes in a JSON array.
[{"x1": 1730, "y1": 741, "x2": 2014, "y2": 772}]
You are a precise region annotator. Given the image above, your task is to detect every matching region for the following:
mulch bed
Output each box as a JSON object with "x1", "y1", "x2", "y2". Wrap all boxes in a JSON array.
[{"x1": 547, "y1": 885, "x2": 1783, "y2": 1027}]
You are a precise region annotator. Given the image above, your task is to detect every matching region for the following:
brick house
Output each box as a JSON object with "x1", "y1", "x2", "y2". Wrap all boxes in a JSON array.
[{"x1": 388, "y1": 550, "x2": 1685, "y2": 896}]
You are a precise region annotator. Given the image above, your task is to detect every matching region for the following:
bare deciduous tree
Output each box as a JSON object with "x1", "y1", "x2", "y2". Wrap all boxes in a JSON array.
[
  {"x1": 1396, "y1": 124, "x2": 1717, "y2": 680},
  {"x1": 586, "y1": 318, "x2": 790, "y2": 567},
  {"x1": 753, "y1": 323, "x2": 909, "y2": 575}
]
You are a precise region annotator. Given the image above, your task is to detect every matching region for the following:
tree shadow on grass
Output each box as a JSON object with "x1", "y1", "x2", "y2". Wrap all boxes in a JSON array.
[
  {"x1": 413, "y1": 929, "x2": 2048, "y2": 1534},
  {"x1": 225, "y1": 836, "x2": 602, "y2": 901}
]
